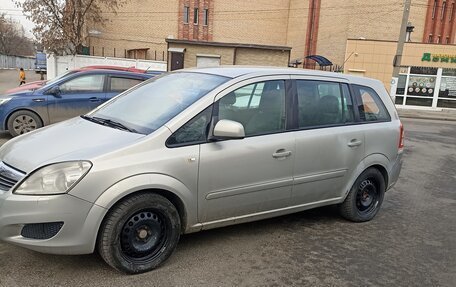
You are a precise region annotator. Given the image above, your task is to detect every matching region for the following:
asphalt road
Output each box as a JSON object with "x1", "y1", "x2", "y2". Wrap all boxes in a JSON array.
[
  {"x1": 0, "y1": 118, "x2": 455, "y2": 287},
  {"x1": 0, "y1": 69, "x2": 43, "y2": 94}
]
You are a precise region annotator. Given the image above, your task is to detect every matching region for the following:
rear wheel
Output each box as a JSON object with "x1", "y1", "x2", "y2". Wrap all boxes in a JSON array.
[
  {"x1": 7, "y1": 110, "x2": 43, "y2": 137},
  {"x1": 339, "y1": 168, "x2": 385, "y2": 222},
  {"x1": 97, "y1": 193, "x2": 181, "y2": 274}
]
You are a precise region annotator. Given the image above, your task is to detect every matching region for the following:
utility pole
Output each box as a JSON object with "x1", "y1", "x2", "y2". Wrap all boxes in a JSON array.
[{"x1": 390, "y1": 0, "x2": 412, "y2": 101}]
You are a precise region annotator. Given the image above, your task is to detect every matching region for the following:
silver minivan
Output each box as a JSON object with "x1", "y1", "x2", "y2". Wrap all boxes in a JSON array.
[{"x1": 0, "y1": 67, "x2": 403, "y2": 273}]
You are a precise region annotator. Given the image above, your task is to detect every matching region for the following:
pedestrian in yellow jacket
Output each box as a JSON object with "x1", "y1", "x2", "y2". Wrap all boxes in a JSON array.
[{"x1": 19, "y1": 68, "x2": 26, "y2": 85}]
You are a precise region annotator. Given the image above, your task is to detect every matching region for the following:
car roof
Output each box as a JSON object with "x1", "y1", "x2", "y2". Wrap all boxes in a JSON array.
[
  {"x1": 180, "y1": 66, "x2": 381, "y2": 86},
  {"x1": 71, "y1": 69, "x2": 153, "y2": 78}
]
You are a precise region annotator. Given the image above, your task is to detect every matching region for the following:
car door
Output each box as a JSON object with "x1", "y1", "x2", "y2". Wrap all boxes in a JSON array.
[
  {"x1": 47, "y1": 73, "x2": 106, "y2": 123},
  {"x1": 105, "y1": 75, "x2": 145, "y2": 101},
  {"x1": 291, "y1": 77, "x2": 365, "y2": 205},
  {"x1": 198, "y1": 77, "x2": 295, "y2": 224}
]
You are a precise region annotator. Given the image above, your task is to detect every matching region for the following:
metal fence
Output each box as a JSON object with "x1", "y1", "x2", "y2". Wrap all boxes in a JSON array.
[{"x1": 0, "y1": 54, "x2": 35, "y2": 70}]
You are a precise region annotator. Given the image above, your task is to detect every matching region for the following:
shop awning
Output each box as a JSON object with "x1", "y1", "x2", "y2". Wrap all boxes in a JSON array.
[{"x1": 305, "y1": 55, "x2": 333, "y2": 66}]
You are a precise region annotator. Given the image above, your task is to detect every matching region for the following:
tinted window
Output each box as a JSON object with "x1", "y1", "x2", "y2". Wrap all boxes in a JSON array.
[
  {"x1": 110, "y1": 77, "x2": 143, "y2": 92},
  {"x1": 59, "y1": 75, "x2": 104, "y2": 93},
  {"x1": 296, "y1": 80, "x2": 354, "y2": 127},
  {"x1": 353, "y1": 85, "x2": 390, "y2": 122},
  {"x1": 167, "y1": 105, "x2": 212, "y2": 146},
  {"x1": 218, "y1": 80, "x2": 286, "y2": 136},
  {"x1": 91, "y1": 72, "x2": 228, "y2": 134}
]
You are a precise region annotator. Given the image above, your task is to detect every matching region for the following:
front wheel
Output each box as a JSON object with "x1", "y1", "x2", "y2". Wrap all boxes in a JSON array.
[
  {"x1": 97, "y1": 193, "x2": 181, "y2": 274},
  {"x1": 7, "y1": 110, "x2": 43, "y2": 137},
  {"x1": 339, "y1": 168, "x2": 386, "y2": 222}
]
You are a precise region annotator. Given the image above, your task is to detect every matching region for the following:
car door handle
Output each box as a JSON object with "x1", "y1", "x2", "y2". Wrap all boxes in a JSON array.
[
  {"x1": 89, "y1": 97, "x2": 101, "y2": 102},
  {"x1": 32, "y1": 98, "x2": 45, "y2": 102},
  {"x1": 348, "y1": 139, "x2": 363, "y2": 147},
  {"x1": 272, "y1": 149, "x2": 292, "y2": 159}
]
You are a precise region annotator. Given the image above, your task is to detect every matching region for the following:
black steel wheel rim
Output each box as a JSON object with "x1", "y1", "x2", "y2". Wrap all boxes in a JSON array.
[
  {"x1": 356, "y1": 179, "x2": 378, "y2": 215},
  {"x1": 120, "y1": 210, "x2": 168, "y2": 261}
]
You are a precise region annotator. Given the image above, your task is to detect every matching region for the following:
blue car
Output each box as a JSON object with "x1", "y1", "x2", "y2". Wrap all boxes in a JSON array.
[{"x1": 0, "y1": 69, "x2": 153, "y2": 136}]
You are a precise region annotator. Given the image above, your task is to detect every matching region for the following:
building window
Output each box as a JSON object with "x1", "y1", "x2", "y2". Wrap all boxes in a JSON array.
[
  {"x1": 194, "y1": 8, "x2": 199, "y2": 24},
  {"x1": 428, "y1": 34, "x2": 433, "y2": 42},
  {"x1": 437, "y1": 35, "x2": 441, "y2": 43},
  {"x1": 203, "y1": 8, "x2": 209, "y2": 26},
  {"x1": 183, "y1": 6, "x2": 189, "y2": 23},
  {"x1": 432, "y1": 0, "x2": 438, "y2": 19},
  {"x1": 447, "y1": 36, "x2": 450, "y2": 43},
  {"x1": 441, "y1": 1, "x2": 447, "y2": 20}
]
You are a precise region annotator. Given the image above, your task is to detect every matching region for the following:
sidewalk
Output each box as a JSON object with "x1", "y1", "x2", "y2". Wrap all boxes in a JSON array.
[{"x1": 397, "y1": 107, "x2": 456, "y2": 121}]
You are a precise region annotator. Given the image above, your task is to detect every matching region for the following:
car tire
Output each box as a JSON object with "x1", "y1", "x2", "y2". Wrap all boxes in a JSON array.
[
  {"x1": 7, "y1": 110, "x2": 43, "y2": 137},
  {"x1": 97, "y1": 193, "x2": 181, "y2": 274},
  {"x1": 339, "y1": 168, "x2": 386, "y2": 222}
]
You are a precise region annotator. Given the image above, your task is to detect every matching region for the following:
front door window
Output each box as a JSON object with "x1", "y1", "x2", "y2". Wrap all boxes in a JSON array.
[
  {"x1": 217, "y1": 80, "x2": 286, "y2": 136},
  {"x1": 59, "y1": 75, "x2": 104, "y2": 93}
]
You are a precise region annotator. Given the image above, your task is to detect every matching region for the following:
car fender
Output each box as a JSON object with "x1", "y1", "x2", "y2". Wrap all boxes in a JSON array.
[
  {"x1": 340, "y1": 153, "x2": 390, "y2": 201},
  {"x1": 93, "y1": 173, "x2": 199, "y2": 232}
]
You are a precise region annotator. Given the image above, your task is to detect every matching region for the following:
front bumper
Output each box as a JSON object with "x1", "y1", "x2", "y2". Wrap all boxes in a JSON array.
[{"x1": 0, "y1": 190, "x2": 106, "y2": 254}]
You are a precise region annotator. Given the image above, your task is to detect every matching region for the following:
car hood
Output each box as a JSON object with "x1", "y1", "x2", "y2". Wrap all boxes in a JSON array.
[
  {"x1": 0, "y1": 117, "x2": 145, "y2": 173},
  {"x1": 1, "y1": 90, "x2": 34, "y2": 98},
  {"x1": 5, "y1": 81, "x2": 46, "y2": 94}
]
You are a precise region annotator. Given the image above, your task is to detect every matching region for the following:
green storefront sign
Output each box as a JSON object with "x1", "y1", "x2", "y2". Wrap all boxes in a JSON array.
[{"x1": 422, "y1": 52, "x2": 456, "y2": 63}]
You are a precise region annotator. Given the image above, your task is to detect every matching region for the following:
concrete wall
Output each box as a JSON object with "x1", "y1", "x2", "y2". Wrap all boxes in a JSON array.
[
  {"x1": 88, "y1": 0, "x2": 179, "y2": 60},
  {"x1": 181, "y1": 45, "x2": 235, "y2": 68},
  {"x1": 0, "y1": 54, "x2": 35, "y2": 70},
  {"x1": 47, "y1": 54, "x2": 166, "y2": 79},
  {"x1": 344, "y1": 39, "x2": 456, "y2": 89},
  {"x1": 286, "y1": 0, "x2": 310, "y2": 64},
  {"x1": 168, "y1": 42, "x2": 290, "y2": 70},
  {"x1": 89, "y1": 0, "x2": 430, "y2": 69},
  {"x1": 212, "y1": 0, "x2": 290, "y2": 46},
  {"x1": 316, "y1": 0, "x2": 428, "y2": 66},
  {"x1": 235, "y1": 48, "x2": 290, "y2": 66}
]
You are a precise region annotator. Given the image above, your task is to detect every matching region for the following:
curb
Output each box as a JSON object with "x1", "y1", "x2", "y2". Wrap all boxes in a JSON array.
[{"x1": 399, "y1": 114, "x2": 456, "y2": 121}]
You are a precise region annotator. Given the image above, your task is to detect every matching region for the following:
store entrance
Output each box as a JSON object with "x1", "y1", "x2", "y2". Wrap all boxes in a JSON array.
[{"x1": 396, "y1": 66, "x2": 456, "y2": 109}]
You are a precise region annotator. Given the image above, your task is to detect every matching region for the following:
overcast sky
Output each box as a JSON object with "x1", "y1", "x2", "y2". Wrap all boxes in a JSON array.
[{"x1": 0, "y1": 0, "x2": 35, "y2": 38}]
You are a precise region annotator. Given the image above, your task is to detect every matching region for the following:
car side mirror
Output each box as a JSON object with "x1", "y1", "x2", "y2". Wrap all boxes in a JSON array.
[
  {"x1": 47, "y1": 86, "x2": 61, "y2": 97},
  {"x1": 212, "y1": 119, "x2": 245, "y2": 140}
]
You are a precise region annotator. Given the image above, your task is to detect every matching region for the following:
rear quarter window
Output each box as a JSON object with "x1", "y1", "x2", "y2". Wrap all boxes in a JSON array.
[{"x1": 353, "y1": 85, "x2": 390, "y2": 122}]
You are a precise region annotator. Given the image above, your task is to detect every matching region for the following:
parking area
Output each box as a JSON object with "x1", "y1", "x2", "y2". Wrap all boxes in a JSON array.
[{"x1": 0, "y1": 118, "x2": 455, "y2": 286}]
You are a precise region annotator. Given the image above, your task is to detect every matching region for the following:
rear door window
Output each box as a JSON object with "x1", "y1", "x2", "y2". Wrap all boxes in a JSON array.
[
  {"x1": 296, "y1": 80, "x2": 354, "y2": 128},
  {"x1": 110, "y1": 77, "x2": 143, "y2": 92}
]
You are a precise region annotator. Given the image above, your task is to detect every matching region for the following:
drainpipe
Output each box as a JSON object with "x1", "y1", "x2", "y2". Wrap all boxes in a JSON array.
[{"x1": 233, "y1": 47, "x2": 237, "y2": 65}]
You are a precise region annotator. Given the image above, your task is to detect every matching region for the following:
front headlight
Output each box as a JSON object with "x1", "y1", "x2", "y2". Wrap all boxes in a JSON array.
[
  {"x1": 0, "y1": 98, "x2": 11, "y2": 105},
  {"x1": 14, "y1": 161, "x2": 92, "y2": 195}
]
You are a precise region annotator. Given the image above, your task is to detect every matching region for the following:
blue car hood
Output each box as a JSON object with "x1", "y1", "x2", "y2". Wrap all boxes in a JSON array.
[
  {"x1": 0, "y1": 117, "x2": 145, "y2": 173},
  {"x1": 1, "y1": 91, "x2": 34, "y2": 98}
]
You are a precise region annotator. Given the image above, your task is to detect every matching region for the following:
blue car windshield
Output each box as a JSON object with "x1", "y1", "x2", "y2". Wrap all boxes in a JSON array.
[{"x1": 89, "y1": 72, "x2": 229, "y2": 134}]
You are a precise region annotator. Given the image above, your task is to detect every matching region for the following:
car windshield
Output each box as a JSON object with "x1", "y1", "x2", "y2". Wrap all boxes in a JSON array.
[{"x1": 89, "y1": 72, "x2": 229, "y2": 134}]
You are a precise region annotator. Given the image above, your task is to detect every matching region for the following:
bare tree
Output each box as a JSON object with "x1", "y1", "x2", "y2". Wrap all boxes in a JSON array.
[
  {"x1": 18, "y1": 0, "x2": 128, "y2": 55},
  {"x1": 0, "y1": 13, "x2": 34, "y2": 56}
]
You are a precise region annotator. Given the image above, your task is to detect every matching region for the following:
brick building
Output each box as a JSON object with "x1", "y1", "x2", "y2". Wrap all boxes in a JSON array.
[{"x1": 88, "y1": 0, "x2": 455, "y2": 69}]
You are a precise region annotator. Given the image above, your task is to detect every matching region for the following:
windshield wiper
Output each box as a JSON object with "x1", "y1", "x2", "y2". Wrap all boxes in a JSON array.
[{"x1": 81, "y1": 115, "x2": 138, "y2": 133}]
